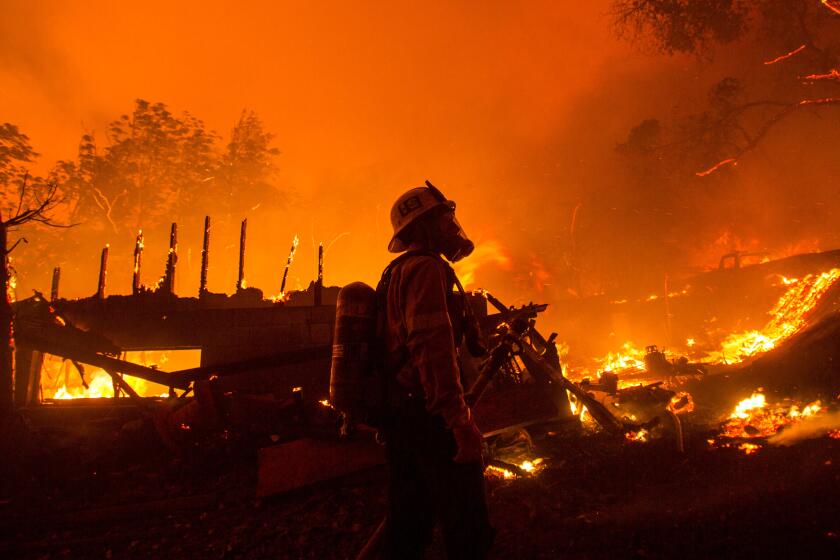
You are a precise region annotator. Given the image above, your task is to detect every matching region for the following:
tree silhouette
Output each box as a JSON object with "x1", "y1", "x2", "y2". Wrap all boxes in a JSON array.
[
  {"x1": 1, "y1": 175, "x2": 71, "y2": 418},
  {"x1": 611, "y1": 0, "x2": 840, "y2": 175},
  {"x1": 214, "y1": 110, "x2": 283, "y2": 215}
]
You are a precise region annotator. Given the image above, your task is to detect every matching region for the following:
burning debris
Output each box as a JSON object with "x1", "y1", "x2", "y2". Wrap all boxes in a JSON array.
[
  {"x1": 710, "y1": 390, "x2": 840, "y2": 454},
  {"x1": 3, "y1": 214, "x2": 840, "y2": 559}
]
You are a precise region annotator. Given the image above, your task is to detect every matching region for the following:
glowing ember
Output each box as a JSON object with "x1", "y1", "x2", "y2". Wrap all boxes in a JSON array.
[
  {"x1": 485, "y1": 465, "x2": 516, "y2": 480},
  {"x1": 803, "y1": 69, "x2": 840, "y2": 83},
  {"x1": 519, "y1": 458, "x2": 543, "y2": 473},
  {"x1": 696, "y1": 157, "x2": 737, "y2": 177},
  {"x1": 704, "y1": 268, "x2": 840, "y2": 364},
  {"x1": 625, "y1": 429, "x2": 649, "y2": 442},
  {"x1": 738, "y1": 442, "x2": 760, "y2": 455},
  {"x1": 822, "y1": 1, "x2": 840, "y2": 16},
  {"x1": 485, "y1": 457, "x2": 544, "y2": 479},
  {"x1": 668, "y1": 392, "x2": 695, "y2": 414},
  {"x1": 763, "y1": 44, "x2": 806, "y2": 65}
]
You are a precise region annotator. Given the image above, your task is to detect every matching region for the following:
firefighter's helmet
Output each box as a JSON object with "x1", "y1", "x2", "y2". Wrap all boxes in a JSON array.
[{"x1": 387, "y1": 181, "x2": 455, "y2": 253}]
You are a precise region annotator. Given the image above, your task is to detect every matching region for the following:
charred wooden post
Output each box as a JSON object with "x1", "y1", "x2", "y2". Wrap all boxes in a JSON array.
[
  {"x1": 162, "y1": 223, "x2": 178, "y2": 295},
  {"x1": 237, "y1": 218, "x2": 247, "y2": 291},
  {"x1": 50, "y1": 267, "x2": 60, "y2": 301},
  {"x1": 314, "y1": 242, "x2": 324, "y2": 306},
  {"x1": 280, "y1": 235, "x2": 299, "y2": 297},
  {"x1": 97, "y1": 245, "x2": 109, "y2": 299},
  {"x1": 132, "y1": 230, "x2": 144, "y2": 295},
  {"x1": 199, "y1": 216, "x2": 210, "y2": 296}
]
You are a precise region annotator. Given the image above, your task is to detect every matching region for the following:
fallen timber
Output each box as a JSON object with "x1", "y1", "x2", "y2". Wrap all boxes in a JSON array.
[{"x1": 17, "y1": 334, "x2": 191, "y2": 391}]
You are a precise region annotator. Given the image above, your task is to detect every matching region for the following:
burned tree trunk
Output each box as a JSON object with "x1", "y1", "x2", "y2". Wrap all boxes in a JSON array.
[{"x1": 0, "y1": 223, "x2": 13, "y2": 418}]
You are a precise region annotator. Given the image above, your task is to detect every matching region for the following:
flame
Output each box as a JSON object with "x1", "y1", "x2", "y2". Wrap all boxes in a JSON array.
[
  {"x1": 7, "y1": 260, "x2": 17, "y2": 303},
  {"x1": 484, "y1": 457, "x2": 544, "y2": 479},
  {"x1": 703, "y1": 268, "x2": 840, "y2": 364},
  {"x1": 716, "y1": 390, "x2": 829, "y2": 453},
  {"x1": 40, "y1": 351, "x2": 185, "y2": 400},
  {"x1": 453, "y1": 240, "x2": 511, "y2": 289},
  {"x1": 738, "y1": 442, "x2": 760, "y2": 455},
  {"x1": 44, "y1": 367, "x2": 168, "y2": 399},
  {"x1": 598, "y1": 342, "x2": 646, "y2": 373}
]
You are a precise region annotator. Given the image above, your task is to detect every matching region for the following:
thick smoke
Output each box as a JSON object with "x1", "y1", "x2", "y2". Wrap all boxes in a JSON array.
[
  {"x1": 768, "y1": 411, "x2": 840, "y2": 446},
  {"x1": 4, "y1": 0, "x2": 840, "y2": 318}
]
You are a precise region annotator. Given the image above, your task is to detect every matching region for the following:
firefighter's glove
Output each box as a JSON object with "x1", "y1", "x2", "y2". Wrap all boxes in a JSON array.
[{"x1": 452, "y1": 418, "x2": 483, "y2": 464}]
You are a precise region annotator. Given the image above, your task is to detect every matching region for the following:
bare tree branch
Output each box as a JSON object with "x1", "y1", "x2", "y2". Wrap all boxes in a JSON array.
[
  {"x1": 90, "y1": 187, "x2": 126, "y2": 234},
  {"x1": 697, "y1": 97, "x2": 840, "y2": 176},
  {"x1": 7, "y1": 238, "x2": 27, "y2": 254}
]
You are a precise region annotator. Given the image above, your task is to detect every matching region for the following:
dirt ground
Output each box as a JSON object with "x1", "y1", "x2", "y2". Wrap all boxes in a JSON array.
[{"x1": 1, "y1": 409, "x2": 839, "y2": 560}]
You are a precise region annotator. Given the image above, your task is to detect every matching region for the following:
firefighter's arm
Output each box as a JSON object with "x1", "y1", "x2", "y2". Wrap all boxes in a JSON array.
[{"x1": 401, "y1": 257, "x2": 472, "y2": 430}]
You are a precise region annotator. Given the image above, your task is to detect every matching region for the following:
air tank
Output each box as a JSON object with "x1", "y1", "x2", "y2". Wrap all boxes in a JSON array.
[{"x1": 329, "y1": 281, "x2": 378, "y2": 417}]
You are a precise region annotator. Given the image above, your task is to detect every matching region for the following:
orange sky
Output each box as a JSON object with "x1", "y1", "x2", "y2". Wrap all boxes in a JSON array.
[
  {"x1": 3, "y1": 1, "x2": 629, "y2": 169},
  {"x1": 4, "y1": 0, "x2": 668, "y2": 300}
]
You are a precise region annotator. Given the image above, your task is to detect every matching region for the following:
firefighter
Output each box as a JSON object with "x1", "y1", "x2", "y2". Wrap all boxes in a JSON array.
[{"x1": 379, "y1": 182, "x2": 493, "y2": 559}]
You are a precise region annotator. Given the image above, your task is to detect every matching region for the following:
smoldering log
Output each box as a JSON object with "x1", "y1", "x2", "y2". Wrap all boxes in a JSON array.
[{"x1": 199, "y1": 216, "x2": 210, "y2": 295}]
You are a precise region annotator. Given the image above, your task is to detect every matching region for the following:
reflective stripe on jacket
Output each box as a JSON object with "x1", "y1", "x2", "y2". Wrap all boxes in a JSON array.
[{"x1": 383, "y1": 254, "x2": 471, "y2": 428}]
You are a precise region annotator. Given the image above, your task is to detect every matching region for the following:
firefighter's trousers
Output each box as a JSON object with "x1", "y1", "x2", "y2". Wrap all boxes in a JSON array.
[{"x1": 381, "y1": 403, "x2": 494, "y2": 559}]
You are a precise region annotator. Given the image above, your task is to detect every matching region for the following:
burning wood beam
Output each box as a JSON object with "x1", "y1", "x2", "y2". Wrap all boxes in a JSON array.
[
  {"x1": 97, "y1": 245, "x2": 109, "y2": 299},
  {"x1": 237, "y1": 218, "x2": 247, "y2": 292},
  {"x1": 199, "y1": 216, "x2": 210, "y2": 295}
]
